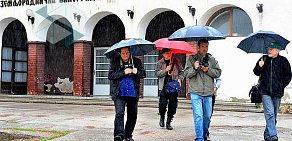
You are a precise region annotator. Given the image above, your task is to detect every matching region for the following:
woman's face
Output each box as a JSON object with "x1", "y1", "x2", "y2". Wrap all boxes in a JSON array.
[{"x1": 162, "y1": 51, "x2": 173, "y2": 60}]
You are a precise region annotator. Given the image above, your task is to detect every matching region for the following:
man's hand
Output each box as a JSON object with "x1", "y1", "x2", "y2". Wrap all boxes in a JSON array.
[
  {"x1": 194, "y1": 61, "x2": 200, "y2": 70},
  {"x1": 124, "y1": 68, "x2": 132, "y2": 75},
  {"x1": 259, "y1": 60, "x2": 264, "y2": 68},
  {"x1": 132, "y1": 68, "x2": 137, "y2": 74},
  {"x1": 201, "y1": 66, "x2": 209, "y2": 72}
]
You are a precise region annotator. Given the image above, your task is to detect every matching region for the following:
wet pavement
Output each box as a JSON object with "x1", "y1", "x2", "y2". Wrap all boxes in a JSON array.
[{"x1": 0, "y1": 102, "x2": 292, "y2": 141}]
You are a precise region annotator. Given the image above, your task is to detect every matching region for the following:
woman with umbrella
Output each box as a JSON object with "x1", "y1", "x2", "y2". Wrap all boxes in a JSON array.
[{"x1": 155, "y1": 48, "x2": 184, "y2": 130}]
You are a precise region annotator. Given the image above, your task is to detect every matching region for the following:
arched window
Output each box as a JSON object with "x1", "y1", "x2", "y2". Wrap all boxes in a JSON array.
[{"x1": 207, "y1": 7, "x2": 253, "y2": 37}]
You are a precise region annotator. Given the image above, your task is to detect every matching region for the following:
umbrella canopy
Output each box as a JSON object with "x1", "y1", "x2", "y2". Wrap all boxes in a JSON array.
[
  {"x1": 237, "y1": 31, "x2": 290, "y2": 54},
  {"x1": 104, "y1": 38, "x2": 155, "y2": 59},
  {"x1": 154, "y1": 38, "x2": 196, "y2": 54},
  {"x1": 169, "y1": 25, "x2": 226, "y2": 41}
]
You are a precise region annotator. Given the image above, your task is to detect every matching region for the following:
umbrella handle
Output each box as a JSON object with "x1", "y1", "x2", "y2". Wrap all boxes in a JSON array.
[
  {"x1": 168, "y1": 57, "x2": 174, "y2": 76},
  {"x1": 131, "y1": 55, "x2": 135, "y2": 68}
]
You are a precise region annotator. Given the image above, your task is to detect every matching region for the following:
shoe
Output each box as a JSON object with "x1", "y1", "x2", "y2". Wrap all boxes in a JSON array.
[
  {"x1": 205, "y1": 132, "x2": 210, "y2": 141},
  {"x1": 114, "y1": 135, "x2": 123, "y2": 141},
  {"x1": 166, "y1": 122, "x2": 173, "y2": 130},
  {"x1": 270, "y1": 136, "x2": 278, "y2": 141},
  {"x1": 159, "y1": 117, "x2": 165, "y2": 127},
  {"x1": 206, "y1": 135, "x2": 210, "y2": 141},
  {"x1": 166, "y1": 116, "x2": 173, "y2": 130},
  {"x1": 264, "y1": 136, "x2": 270, "y2": 141},
  {"x1": 125, "y1": 137, "x2": 134, "y2": 141}
]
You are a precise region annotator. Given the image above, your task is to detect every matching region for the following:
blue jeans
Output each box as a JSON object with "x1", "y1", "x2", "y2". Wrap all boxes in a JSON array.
[
  {"x1": 262, "y1": 94, "x2": 281, "y2": 140},
  {"x1": 190, "y1": 93, "x2": 212, "y2": 141}
]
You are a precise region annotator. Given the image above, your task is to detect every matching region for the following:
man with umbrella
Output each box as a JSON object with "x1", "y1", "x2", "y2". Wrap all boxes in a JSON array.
[
  {"x1": 184, "y1": 39, "x2": 221, "y2": 141},
  {"x1": 253, "y1": 42, "x2": 291, "y2": 141},
  {"x1": 108, "y1": 47, "x2": 146, "y2": 141}
]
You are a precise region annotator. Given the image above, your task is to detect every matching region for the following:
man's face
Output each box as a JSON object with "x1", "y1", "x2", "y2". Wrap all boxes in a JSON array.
[
  {"x1": 198, "y1": 42, "x2": 209, "y2": 57},
  {"x1": 162, "y1": 51, "x2": 173, "y2": 60},
  {"x1": 120, "y1": 47, "x2": 130, "y2": 61},
  {"x1": 268, "y1": 48, "x2": 279, "y2": 58}
]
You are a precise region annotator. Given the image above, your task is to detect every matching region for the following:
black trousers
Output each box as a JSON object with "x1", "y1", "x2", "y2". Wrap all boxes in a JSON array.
[
  {"x1": 211, "y1": 95, "x2": 216, "y2": 116},
  {"x1": 159, "y1": 89, "x2": 178, "y2": 119},
  {"x1": 114, "y1": 97, "x2": 138, "y2": 139}
]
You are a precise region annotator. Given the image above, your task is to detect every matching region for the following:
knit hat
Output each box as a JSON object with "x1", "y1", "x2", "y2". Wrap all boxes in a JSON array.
[
  {"x1": 268, "y1": 42, "x2": 281, "y2": 49},
  {"x1": 161, "y1": 48, "x2": 171, "y2": 54}
]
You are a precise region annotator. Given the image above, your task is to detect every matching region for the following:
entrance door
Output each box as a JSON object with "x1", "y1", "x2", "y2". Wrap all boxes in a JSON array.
[
  {"x1": 1, "y1": 47, "x2": 27, "y2": 94},
  {"x1": 93, "y1": 47, "x2": 110, "y2": 96},
  {"x1": 143, "y1": 51, "x2": 159, "y2": 97}
]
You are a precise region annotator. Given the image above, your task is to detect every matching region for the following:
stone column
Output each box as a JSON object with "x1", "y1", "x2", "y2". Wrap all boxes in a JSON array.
[
  {"x1": 73, "y1": 40, "x2": 92, "y2": 96},
  {"x1": 27, "y1": 41, "x2": 45, "y2": 95}
]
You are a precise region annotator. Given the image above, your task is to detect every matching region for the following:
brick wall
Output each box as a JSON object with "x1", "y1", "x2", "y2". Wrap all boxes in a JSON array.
[
  {"x1": 27, "y1": 41, "x2": 45, "y2": 95},
  {"x1": 73, "y1": 40, "x2": 92, "y2": 96}
]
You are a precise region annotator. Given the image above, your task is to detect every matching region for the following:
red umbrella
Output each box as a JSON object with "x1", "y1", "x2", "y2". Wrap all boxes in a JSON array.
[{"x1": 154, "y1": 38, "x2": 196, "y2": 54}]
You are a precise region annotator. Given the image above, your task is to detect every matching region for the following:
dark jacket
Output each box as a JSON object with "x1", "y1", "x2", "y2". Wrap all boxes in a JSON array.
[
  {"x1": 108, "y1": 57, "x2": 146, "y2": 101},
  {"x1": 253, "y1": 55, "x2": 292, "y2": 97}
]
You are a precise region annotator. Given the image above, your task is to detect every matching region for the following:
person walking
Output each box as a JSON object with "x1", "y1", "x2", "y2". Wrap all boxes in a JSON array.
[
  {"x1": 108, "y1": 47, "x2": 146, "y2": 141},
  {"x1": 253, "y1": 42, "x2": 291, "y2": 141},
  {"x1": 207, "y1": 77, "x2": 221, "y2": 140},
  {"x1": 184, "y1": 39, "x2": 221, "y2": 141},
  {"x1": 155, "y1": 48, "x2": 184, "y2": 130}
]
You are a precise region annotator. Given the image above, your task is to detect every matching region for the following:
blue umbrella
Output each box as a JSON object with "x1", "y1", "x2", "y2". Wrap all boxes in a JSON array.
[
  {"x1": 237, "y1": 31, "x2": 290, "y2": 54},
  {"x1": 168, "y1": 25, "x2": 225, "y2": 41},
  {"x1": 104, "y1": 38, "x2": 155, "y2": 59}
]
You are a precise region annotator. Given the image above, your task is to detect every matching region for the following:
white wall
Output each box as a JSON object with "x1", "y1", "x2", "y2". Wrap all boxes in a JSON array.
[{"x1": 0, "y1": 0, "x2": 292, "y2": 101}]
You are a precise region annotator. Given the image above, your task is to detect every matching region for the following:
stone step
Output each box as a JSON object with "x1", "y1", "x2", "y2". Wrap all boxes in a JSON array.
[{"x1": 0, "y1": 94, "x2": 264, "y2": 113}]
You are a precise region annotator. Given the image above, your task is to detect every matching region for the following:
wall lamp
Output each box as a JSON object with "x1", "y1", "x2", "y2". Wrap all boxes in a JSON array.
[
  {"x1": 256, "y1": 4, "x2": 264, "y2": 13},
  {"x1": 127, "y1": 10, "x2": 134, "y2": 19},
  {"x1": 74, "y1": 13, "x2": 81, "y2": 22},
  {"x1": 26, "y1": 9, "x2": 35, "y2": 24},
  {"x1": 188, "y1": 6, "x2": 196, "y2": 16}
]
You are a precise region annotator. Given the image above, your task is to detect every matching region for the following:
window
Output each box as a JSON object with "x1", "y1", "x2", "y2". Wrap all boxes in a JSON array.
[{"x1": 207, "y1": 7, "x2": 253, "y2": 37}]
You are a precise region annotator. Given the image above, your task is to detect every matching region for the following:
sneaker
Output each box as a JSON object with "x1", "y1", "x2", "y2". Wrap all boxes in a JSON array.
[
  {"x1": 125, "y1": 137, "x2": 134, "y2": 141},
  {"x1": 114, "y1": 135, "x2": 123, "y2": 141}
]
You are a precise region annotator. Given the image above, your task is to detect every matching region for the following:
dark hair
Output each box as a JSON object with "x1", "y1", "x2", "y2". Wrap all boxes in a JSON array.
[
  {"x1": 161, "y1": 48, "x2": 171, "y2": 54},
  {"x1": 118, "y1": 46, "x2": 130, "y2": 53},
  {"x1": 198, "y1": 39, "x2": 209, "y2": 46}
]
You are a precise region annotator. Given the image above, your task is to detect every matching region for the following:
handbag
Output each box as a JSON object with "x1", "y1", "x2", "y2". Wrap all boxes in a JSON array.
[
  {"x1": 166, "y1": 80, "x2": 181, "y2": 94},
  {"x1": 165, "y1": 59, "x2": 181, "y2": 94},
  {"x1": 249, "y1": 84, "x2": 261, "y2": 103},
  {"x1": 249, "y1": 56, "x2": 267, "y2": 103}
]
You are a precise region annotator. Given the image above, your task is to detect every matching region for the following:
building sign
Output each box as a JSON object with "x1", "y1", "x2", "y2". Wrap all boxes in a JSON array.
[{"x1": 0, "y1": 0, "x2": 95, "y2": 7}]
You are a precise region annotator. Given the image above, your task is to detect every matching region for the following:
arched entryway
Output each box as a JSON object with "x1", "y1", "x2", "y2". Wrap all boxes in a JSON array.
[
  {"x1": 1, "y1": 20, "x2": 28, "y2": 94},
  {"x1": 44, "y1": 18, "x2": 74, "y2": 95},
  {"x1": 144, "y1": 11, "x2": 185, "y2": 97},
  {"x1": 92, "y1": 14, "x2": 125, "y2": 96}
]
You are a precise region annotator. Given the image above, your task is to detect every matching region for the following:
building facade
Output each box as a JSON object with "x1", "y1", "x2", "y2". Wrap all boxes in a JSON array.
[{"x1": 0, "y1": 0, "x2": 292, "y2": 102}]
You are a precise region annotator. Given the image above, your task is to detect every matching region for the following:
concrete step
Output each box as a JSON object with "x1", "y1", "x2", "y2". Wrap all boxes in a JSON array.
[{"x1": 0, "y1": 94, "x2": 263, "y2": 113}]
